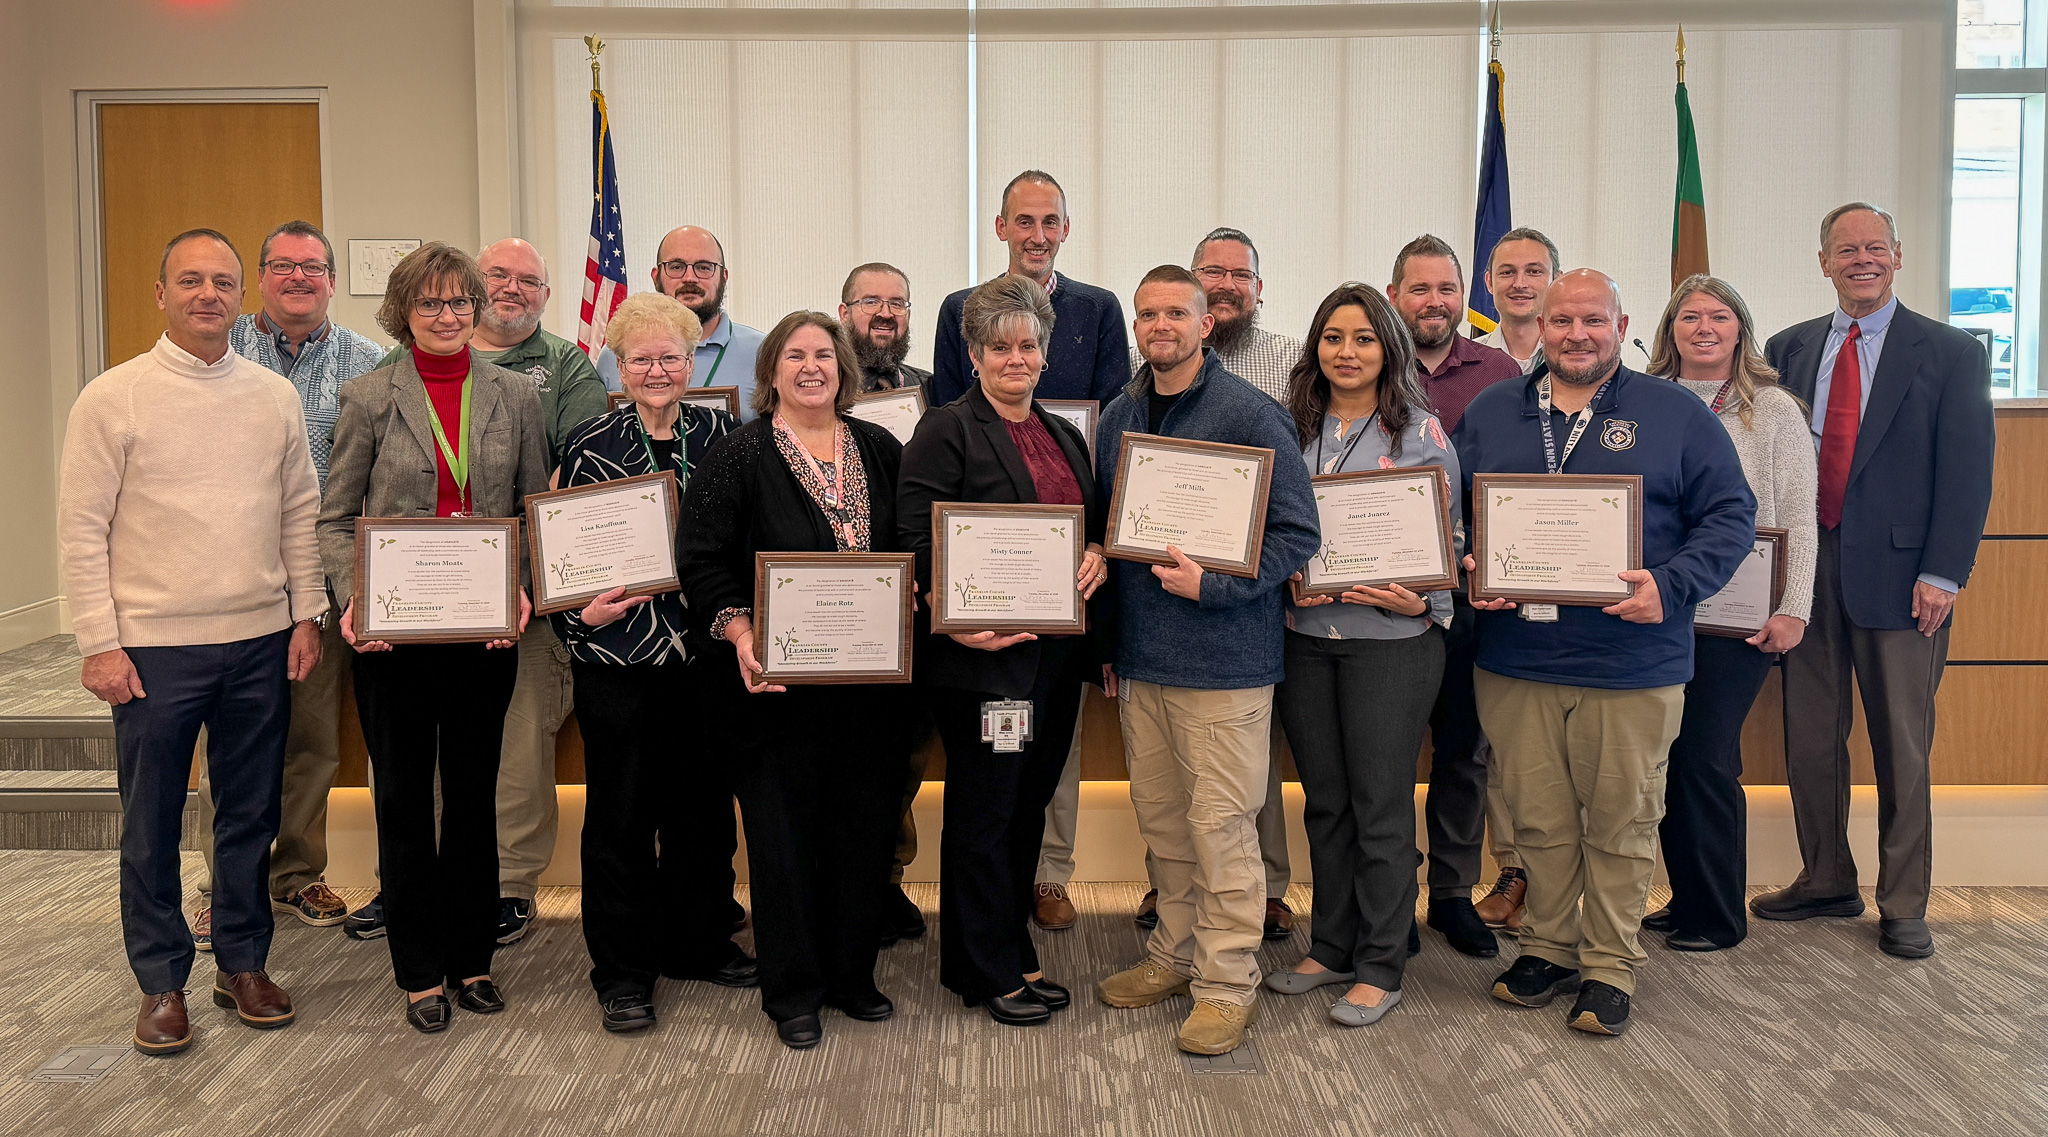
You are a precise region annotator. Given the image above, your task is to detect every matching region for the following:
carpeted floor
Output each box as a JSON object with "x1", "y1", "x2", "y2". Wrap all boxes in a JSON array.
[{"x1": 0, "y1": 856, "x2": 2042, "y2": 1136}]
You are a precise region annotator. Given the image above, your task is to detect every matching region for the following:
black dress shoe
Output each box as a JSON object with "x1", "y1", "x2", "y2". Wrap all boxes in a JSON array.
[
  {"x1": 1642, "y1": 906, "x2": 1677, "y2": 934},
  {"x1": 1664, "y1": 931, "x2": 1734, "y2": 952},
  {"x1": 1426, "y1": 897, "x2": 1500, "y2": 958},
  {"x1": 665, "y1": 950, "x2": 759, "y2": 988},
  {"x1": 984, "y1": 990, "x2": 1052, "y2": 1026},
  {"x1": 1023, "y1": 976, "x2": 1071, "y2": 1010},
  {"x1": 1749, "y1": 887, "x2": 1865, "y2": 922},
  {"x1": 405, "y1": 994, "x2": 452, "y2": 1034},
  {"x1": 600, "y1": 993, "x2": 657, "y2": 1033},
  {"x1": 879, "y1": 887, "x2": 928, "y2": 947},
  {"x1": 1407, "y1": 920, "x2": 1421, "y2": 957},
  {"x1": 1879, "y1": 918, "x2": 1935, "y2": 959},
  {"x1": 776, "y1": 1013, "x2": 823, "y2": 1050},
  {"x1": 454, "y1": 979, "x2": 505, "y2": 1014},
  {"x1": 825, "y1": 991, "x2": 894, "y2": 1022}
]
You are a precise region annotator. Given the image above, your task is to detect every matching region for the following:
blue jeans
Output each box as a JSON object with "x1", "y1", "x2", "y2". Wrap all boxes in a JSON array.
[{"x1": 114, "y1": 629, "x2": 291, "y2": 993}]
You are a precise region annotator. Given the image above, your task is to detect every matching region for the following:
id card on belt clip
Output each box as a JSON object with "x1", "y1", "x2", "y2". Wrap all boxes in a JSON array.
[
  {"x1": 1519, "y1": 603, "x2": 1559, "y2": 623},
  {"x1": 980, "y1": 700, "x2": 1035, "y2": 752}
]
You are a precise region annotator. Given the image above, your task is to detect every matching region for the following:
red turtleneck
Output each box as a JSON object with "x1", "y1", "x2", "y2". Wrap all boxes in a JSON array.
[{"x1": 412, "y1": 344, "x2": 472, "y2": 515}]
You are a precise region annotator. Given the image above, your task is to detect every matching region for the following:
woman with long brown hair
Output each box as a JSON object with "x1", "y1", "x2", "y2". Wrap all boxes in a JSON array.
[
  {"x1": 1645, "y1": 274, "x2": 1816, "y2": 951},
  {"x1": 1264, "y1": 283, "x2": 1459, "y2": 1028}
]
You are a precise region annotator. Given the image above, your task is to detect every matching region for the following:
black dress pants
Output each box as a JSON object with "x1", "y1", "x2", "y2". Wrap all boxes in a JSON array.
[
  {"x1": 1277, "y1": 628, "x2": 1443, "y2": 992},
  {"x1": 353, "y1": 643, "x2": 517, "y2": 993},
  {"x1": 573, "y1": 657, "x2": 742, "y2": 1001},
  {"x1": 1424, "y1": 595, "x2": 1488, "y2": 897},
  {"x1": 1660, "y1": 632, "x2": 1775, "y2": 947},
  {"x1": 930, "y1": 638, "x2": 1088, "y2": 1005},
  {"x1": 733, "y1": 684, "x2": 908, "y2": 1023}
]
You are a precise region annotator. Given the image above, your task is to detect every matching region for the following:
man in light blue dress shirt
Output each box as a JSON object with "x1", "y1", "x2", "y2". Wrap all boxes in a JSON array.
[{"x1": 595, "y1": 225, "x2": 763, "y2": 421}]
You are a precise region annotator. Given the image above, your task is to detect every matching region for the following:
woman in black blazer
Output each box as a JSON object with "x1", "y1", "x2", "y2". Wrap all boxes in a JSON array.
[
  {"x1": 678, "y1": 310, "x2": 911, "y2": 1051},
  {"x1": 897, "y1": 275, "x2": 1108, "y2": 1026}
]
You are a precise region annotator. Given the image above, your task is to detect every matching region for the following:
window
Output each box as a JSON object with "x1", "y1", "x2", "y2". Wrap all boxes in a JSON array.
[{"x1": 1954, "y1": 0, "x2": 2046, "y2": 398}]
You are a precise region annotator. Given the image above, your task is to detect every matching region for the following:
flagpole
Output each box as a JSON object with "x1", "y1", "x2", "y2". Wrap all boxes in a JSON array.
[
  {"x1": 586, "y1": 35, "x2": 605, "y2": 98},
  {"x1": 1489, "y1": 2, "x2": 1502, "y2": 63},
  {"x1": 1676, "y1": 25, "x2": 1685, "y2": 84}
]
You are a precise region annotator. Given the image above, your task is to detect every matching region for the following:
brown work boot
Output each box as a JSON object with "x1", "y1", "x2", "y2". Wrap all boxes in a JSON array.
[
  {"x1": 212, "y1": 970, "x2": 296, "y2": 1029},
  {"x1": 1097, "y1": 959, "x2": 1190, "y2": 1008},
  {"x1": 1178, "y1": 998, "x2": 1258, "y2": 1055},
  {"x1": 1474, "y1": 867, "x2": 1527, "y2": 933},
  {"x1": 1032, "y1": 883, "x2": 1077, "y2": 931},
  {"x1": 134, "y1": 991, "x2": 191, "y2": 1056},
  {"x1": 1262, "y1": 898, "x2": 1295, "y2": 941}
]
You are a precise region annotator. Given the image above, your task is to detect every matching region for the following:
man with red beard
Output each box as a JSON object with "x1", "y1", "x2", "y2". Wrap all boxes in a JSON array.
[
  {"x1": 598, "y1": 225, "x2": 765, "y2": 420},
  {"x1": 1386, "y1": 234, "x2": 1524, "y2": 961}
]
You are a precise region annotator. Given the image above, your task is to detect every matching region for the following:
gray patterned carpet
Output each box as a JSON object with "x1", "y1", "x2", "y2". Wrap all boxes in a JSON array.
[{"x1": 0, "y1": 857, "x2": 2041, "y2": 1136}]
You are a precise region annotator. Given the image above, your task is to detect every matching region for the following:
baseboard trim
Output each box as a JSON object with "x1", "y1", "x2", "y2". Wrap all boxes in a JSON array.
[{"x1": 0, "y1": 598, "x2": 63, "y2": 656}]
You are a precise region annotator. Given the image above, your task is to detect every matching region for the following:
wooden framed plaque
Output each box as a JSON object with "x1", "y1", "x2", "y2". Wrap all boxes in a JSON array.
[
  {"x1": 1299, "y1": 465, "x2": 1458, "y2": 598},
  {"x1": 1695, "y1": 526, "x2": 1788, "y2": 638},
  {"x1": 930, "y1": 502, "x2": 1088, "y2": 635},
  {"x1": 524, "y1": 470, "x2": 681, "y2": 616},
  {"x1": 1037, "y1": 399, "x2": 1099, "y2": 467},
  {"x1": 608, "y1": 391, "x2": 634, "y2": 412},
  {"x1": 753, "y1": 552, "x2": 915, "y2": 684},
  {"x1": 1469, "y1": 473, "x2": 1644, "y2": 606},
  {"x1": 1104, "y1": 432, "x2": 1274, "y2": 579},
  {"x1": 611, "y1": 387, "x2": 742, "y2": 418},
  {"x1": 847, "y1": 386, "x2": 927, "y2": 445},
  {"x1": 352, "y1": 517, "x2": 522, "y2": 644}
]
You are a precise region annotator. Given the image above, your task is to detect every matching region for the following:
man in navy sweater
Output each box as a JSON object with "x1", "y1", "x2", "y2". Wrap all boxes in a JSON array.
[
  {"x1": 930, "y1": 170, "x2": 1130, "y2": 407},
  {"x1": 1453, "y1": 270, "x2": 1753, "y2": 1037},
  {"x1": 1092, "y1": 267, "x2": 1319, "y2": 1057}
]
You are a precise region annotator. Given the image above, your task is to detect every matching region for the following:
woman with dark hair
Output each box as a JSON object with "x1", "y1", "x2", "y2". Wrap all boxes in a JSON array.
[
  {"x1": 1644, "y1": 274, "x2": 1816, "y2": 951},
  {"x1": 678, "y1": 310, "x2": 912, "y2": 1051},
  {"x1": 318, "y1": 242, "x2": 548, "y2": 1033},
  {"x1": 1264, "y1": 282, "x2": 1459, "y2": 1028},
  {"x1": 896, "y1": 274, "x2": 1108, "y2": 1027}
]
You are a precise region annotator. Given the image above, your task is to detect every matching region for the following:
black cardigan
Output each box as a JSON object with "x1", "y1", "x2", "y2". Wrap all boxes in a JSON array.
[
  {"x1": 679, "y1": 414, "x2": 905, "y2": 639},
  {"x1": 896, "y1": 384, "x2": 1106, "y2": 698}
]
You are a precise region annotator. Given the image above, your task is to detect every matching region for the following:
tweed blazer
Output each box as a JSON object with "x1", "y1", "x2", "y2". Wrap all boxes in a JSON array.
[{"x1": 317, "y1": 351, "x2": 550, "y2": 601}]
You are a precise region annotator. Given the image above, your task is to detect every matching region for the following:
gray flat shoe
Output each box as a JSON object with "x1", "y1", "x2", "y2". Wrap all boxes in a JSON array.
[
  {"x1": 1264, "y1": 966, "x2": 1356, "y2": 995},
  {"x1": 1328, "y1": 987, "x2": 1401, "y2": 1027}
]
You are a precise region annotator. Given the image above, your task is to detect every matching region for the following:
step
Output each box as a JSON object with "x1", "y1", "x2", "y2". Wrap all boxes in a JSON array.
[{"x1": 0, "y1": 716, "x2": 115, "y2": 772}]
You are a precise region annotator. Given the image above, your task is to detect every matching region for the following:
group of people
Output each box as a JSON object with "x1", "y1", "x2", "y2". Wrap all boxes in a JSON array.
[{"x1": 59, "y1": 166, "x2": 1994, "y2": 1060}]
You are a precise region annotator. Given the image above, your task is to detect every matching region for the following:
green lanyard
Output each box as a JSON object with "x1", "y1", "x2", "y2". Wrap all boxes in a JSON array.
[
  {"x1": 635, "y1": 412, "x2": 690, "y2": 490},
  {"x1": 424, "y1": 375, "x2": 472, "y2": 512},
  {"x1": 697, "y1": 341, "x2": 729, "y2": 387}
]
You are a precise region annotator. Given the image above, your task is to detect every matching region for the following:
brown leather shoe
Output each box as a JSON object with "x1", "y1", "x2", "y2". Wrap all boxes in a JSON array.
[
  {"x1": 1474, "y1": 867, "x2": 1527, "y2": 933},
  {"x1": 134, "y1": 991, "x2": 191, "y2": 1055},
  {"x1": 1032, "y1": 883, "x2": 1077, "y2": 931},
  {"x1": 1262, "y1": 898, "x2": 1295, "y2": 941},
  {"x1": 212, "y1": 970, "x2": 295, "y2": 1029}
]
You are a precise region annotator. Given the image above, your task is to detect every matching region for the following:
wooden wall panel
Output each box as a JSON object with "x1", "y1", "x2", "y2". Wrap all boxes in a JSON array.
[
  {"x1": 1949, "y1": 539, "x2": 2048, "y2": 660},
  {"x1": 1987, "y1": 407, "x2": 2047, "y2": 536}
]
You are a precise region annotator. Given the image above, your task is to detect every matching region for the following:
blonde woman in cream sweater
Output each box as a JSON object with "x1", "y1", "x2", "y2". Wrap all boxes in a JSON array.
[{"x1": 59, "y1": 230, "x2": 326, "y2": 1057}]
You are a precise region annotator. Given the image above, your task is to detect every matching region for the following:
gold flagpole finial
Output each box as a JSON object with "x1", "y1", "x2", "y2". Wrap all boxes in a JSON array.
[
  {"x1": 585, "y1": 35, "x2": 606, "y2": 95},
  {"x1": 1676, "y1": 26, "x2": 1687, "y2": 84}
]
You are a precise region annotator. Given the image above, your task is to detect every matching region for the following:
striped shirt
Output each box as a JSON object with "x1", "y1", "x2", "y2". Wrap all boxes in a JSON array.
[{"x1": 230, "y1": 313, "x2": 385, "y2": 488}]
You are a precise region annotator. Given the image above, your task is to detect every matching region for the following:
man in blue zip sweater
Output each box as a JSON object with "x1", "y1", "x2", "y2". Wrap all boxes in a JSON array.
[
  {"x1": 1452, "y1": 270, "x2": 1753, "y2": 1037},
  {"x1": 1092, "y1": 267, "x2": 1319, "y2": 1056}
]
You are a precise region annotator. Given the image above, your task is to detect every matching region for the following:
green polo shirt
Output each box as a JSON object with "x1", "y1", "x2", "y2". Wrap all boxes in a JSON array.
[{"x1": 377, "y1": 327, "x2": 608, "y2": 472}]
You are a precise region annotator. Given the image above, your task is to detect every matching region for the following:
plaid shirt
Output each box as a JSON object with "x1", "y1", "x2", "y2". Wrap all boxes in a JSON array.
[
  {"x1": 230, "y1": 312, "x2": 385, "y2": 488},
  {"x1": 1128, "y1": 324, "x2": 1303, "y2": 403}
]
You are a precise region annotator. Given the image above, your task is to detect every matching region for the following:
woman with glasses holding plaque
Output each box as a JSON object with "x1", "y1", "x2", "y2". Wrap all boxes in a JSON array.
[
  {"x1": 551, "y1": 292, "x2": 748, "y2": 1034},
  {"x1": 1643, "y1": 275, "x2": 1816, "y2": 952},
  {"x1": 317, "y1": 242, "x2": 548, "y2": 1034},
  {"x1": 896, "y1": 275, "x2": 1108, "y2": 1027},
  {"x1": 1263, "y1": 283, "x2": 1458, "y2": 1028},
  {"x1": 677, "y1": 310, "x2": 910, "y2": 1051}
]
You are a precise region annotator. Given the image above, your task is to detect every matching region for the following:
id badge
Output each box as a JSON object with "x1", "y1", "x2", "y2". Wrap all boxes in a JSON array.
[
  {"x1": 1520, "y1": 603, "x2": 1559, "y2": 623},
  {"x1": 980, "y1": 700, "x2": 1034, "y2": 752}
]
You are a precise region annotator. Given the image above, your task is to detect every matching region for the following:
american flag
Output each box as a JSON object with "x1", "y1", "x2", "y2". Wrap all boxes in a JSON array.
[{"x1": 576, "y1": 90, "x2": 627, "y2": 355}]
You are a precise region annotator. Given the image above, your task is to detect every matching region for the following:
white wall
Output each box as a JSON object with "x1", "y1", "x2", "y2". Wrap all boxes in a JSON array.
[{"x1": 0, "y1": 3, "x2": 59, "y2": 653}]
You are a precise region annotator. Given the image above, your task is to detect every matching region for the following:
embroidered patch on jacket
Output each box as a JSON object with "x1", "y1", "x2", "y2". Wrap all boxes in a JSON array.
[
  {"x1": 526, "y1": 365, "x2": 551, "y2": 391},
  {"x1": 1600, "y1": 419, "x2": 1637, "y2": 451}
]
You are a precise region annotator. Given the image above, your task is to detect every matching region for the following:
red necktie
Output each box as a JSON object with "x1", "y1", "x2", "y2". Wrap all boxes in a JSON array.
[{"x1": 1816, "y1": 322, "x2": 1861, "y2": 529}]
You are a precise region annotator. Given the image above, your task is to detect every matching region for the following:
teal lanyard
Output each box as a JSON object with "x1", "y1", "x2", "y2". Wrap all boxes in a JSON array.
[
  {"x1": 635, "y1": 413, "x2": 689, "y2": 491},
  {"x1": 698, "y1": 341, "x2": 729, "y2": 387}
]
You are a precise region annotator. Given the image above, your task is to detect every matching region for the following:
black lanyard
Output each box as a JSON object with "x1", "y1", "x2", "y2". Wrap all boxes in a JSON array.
[
  {"x1": 1536, "y1": 376, "x2": 1608, "y2": 474},
  {"x1": 1314, "y1": 410, "x2": 1379, "y2": 475}
]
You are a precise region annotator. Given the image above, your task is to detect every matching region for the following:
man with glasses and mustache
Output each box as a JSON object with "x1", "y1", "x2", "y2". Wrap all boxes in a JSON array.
[
  {"x1": 182, "y1": 222, "x2": 382, "y2": 951},
  {"x1": 840, "y1": 262, "x2": 931, "y2": 399},
  {"x1": 598, "y1": 225, "x2": 765, "y2": 421},
  {"x1": 1385, "y1": 234, "x2": 1525, "y2": 959}
]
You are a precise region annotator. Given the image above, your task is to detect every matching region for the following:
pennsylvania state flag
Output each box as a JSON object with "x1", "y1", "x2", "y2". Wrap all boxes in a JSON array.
[{"x1": 1468, "y1": 60, "x2": 1511, "y2": 335}]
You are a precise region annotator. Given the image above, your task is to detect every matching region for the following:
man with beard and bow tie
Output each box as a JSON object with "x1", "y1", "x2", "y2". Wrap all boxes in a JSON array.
[{"x1": 598, "y1": 225, "x2": 766, "y2": 421}]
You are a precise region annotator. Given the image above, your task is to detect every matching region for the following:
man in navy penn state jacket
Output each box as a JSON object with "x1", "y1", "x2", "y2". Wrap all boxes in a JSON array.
[
  {"x1": 1090, "y1": 266, "x2": 1318, "y2": 1058},
  {"x1": 1751, "y1": 203, "x2": 1994, "y2": 960},
  {"x1": 1452, "y1": 270, "x2": 1753, "y2": 1037},
  {"x1": 931, "y1": 170, "x2": 1129, "y2": 407}
]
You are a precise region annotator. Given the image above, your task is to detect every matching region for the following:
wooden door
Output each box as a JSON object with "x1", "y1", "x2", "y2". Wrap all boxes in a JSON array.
[{"x1": 98, "y1": 102, "x2": 322, "y2": 368}]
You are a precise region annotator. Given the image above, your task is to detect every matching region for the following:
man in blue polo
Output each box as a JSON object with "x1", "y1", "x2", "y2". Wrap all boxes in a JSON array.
[
  {"x1": 1452, "y1": 270, "x2": 1753, "y2": 1037},
  {"x1": 597, "y1": 225, "x2": 764, "y2": 420}
]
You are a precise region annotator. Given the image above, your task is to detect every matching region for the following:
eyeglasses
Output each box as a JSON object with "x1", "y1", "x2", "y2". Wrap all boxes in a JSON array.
[
  {"x1": 849, "y1": 298, "x2": 911, "y2": 314},
  {"x1": 412, "y1": 296, "x2": 476, "y2": 316},
  {"x1": 484, "y1": 269, "x2": 546, "y2": 293},
  {"x1": 622, "y1": 354, "x2": 689, "y2": 374},
  {"x1": 1194, "y1": 266, "x2": 1258, "y2": 285},
  {"x1": 659, "y1": 259, "x2": 724, "y2": 279},
  {"x1": 263, "y1": 259, "x2": 331, "y2": 279}
]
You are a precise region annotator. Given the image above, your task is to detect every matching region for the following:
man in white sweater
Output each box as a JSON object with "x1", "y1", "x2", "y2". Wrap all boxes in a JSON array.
[{"x1": 59, "y1": 229, "x2": 327, "y2": 1057}]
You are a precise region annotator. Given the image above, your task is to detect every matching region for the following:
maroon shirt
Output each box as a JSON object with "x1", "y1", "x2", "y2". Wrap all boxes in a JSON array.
[
  {"x1": 1417, "y1": 333, "x2": 1521, "y2": 432},
  {"x1": 1003, "y1": 412, "x2": 1084, "y2": 505}
]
